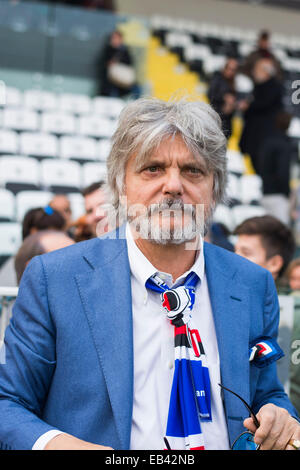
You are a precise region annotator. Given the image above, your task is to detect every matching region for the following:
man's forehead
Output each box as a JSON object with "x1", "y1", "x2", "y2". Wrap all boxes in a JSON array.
[{"x1": 137, "y1": 137, "x2": 205, "y2": 166}]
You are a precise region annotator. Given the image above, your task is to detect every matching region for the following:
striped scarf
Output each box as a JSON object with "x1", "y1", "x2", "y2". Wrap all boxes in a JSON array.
[{"x1": 146, "y1": 271, "x2": 212, "y2": 450}]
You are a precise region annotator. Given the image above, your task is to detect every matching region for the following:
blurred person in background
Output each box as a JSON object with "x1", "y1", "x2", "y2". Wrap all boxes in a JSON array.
[
  {"x1": 286, "y1": 258, "x2": 300, "y2": 294},
  {"x1": 257, "y1": 111, "x2": 293, "y2": 226},
  {"x1": 241, "y1": 30, "x2": 282, "y2": 81},
  {"x1": 22, "y1": 206, "x2": 66, "y2": 240},
  {"x1": 82, "y1": 181, "x2": 109, "y2": 238},
  {"x1": 0, "y1": 206, "x2": 67, "y2": 288},
  {"x1": 49, "y1": 194, "x2": 73, "y2": 230},
  {"x1": 96, "y1": 30, "x2": 137, "y2": 98},
  {"x1": 208, "y1": 57, "x2": 239, "y2": 139},
  {"x1": 239, "y1": 57, "x2": 284, "y2": 174},
  {"x1": 234, "y1": 215, "x2": 295, "y2": 286},
  {"x1": 15, "y1": 230, "x2": 74, "y2": 285}
]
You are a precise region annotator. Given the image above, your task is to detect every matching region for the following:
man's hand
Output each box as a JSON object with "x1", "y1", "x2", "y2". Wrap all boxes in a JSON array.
[
  {"x1": 44, "y1": 433, "x2": 113, "y2": 450},
  {"x1": 244, "y1": 404, "x2": 300, "y2": 450}
]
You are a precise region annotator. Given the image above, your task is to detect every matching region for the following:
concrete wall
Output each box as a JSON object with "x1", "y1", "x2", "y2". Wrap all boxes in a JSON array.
[{"x1": 116, "y1": 0, "x2": 300, "y2": 37}]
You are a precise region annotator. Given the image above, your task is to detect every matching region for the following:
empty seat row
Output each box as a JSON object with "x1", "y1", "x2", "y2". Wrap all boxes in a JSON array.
[
  {"x1": 0, "y1": 129, "x2": 111, "y2": 161},
  {"x1": 0, "y1": 189, "x2": 85, "y2": 224},
  {"x1": 0, "y1": 156, "x2": 107, "y2": 195},
  {"x1": 0, "y1": 88, "x2": 125, "y2": 117},
  {"x1": 0, "y1": 108, "x2": 118, "y2": 138}
]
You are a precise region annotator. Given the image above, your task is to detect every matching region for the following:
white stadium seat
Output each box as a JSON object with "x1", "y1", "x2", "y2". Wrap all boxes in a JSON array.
[
  {"x1": 23, "y1": 89, "x2": 58, "y2": 112},
  {"x1": 0, "y1": 222, "x2": 22, "y2": 256},
  {"x1": 41, "y1": 111, "x2": 77, "y2": 135},
  {"x1": 16, "y1": 190, "x2": 53, "y2": 222},
  {"x1": 60, "y1": 135, "x2": 97, "y2": 161},
  {"x1": 78, "y1": 115, "x2": 116, "y2": 139},
  {"x1": 40, "y1": 159, "x2": 81, "y2": 192},
  {"x1": 226, "y1": 150, "x2": 245, "y2": 175},
  {"x1": 97, "y1": 139, "x2": 111, "y2": 161},
  {"x1": 213, "y1": 204, "x2": 235, "y2": 232},
  {"x1": 92, "y1": 96, "x2": 125, "y2": 118},
  {"x1": 19, "y1": 132, "x2": 58, "y2": 159},
  {"x1": 1, "y1": 108, "x2": 39, "y2": 132},
  {"x1": 0, "y1": 129, "x2": 18, "y2": 154},
  {"x1": 231, "y1": 204, "x2": 266, "y2": 228},
  {"x1": 226, "y1": 173, "x2": 241, "y2": 204},
  {"x1": 0, "y1": 189, "x2": 15, "y2": 221},
  {"x1": 67, "y1": 192, "x2": 85, "y2": 220},
  {"x1": 240, "y1": 174, "x2": 263, "y2": 204},
  {"x1": 0, "y1": 156, "x2": 40, "y2": 192},
  {"x1": 58, "y1": 93, "x2": 91, "y2": 115},
  {"x1": 3, "y1": 87, "x2": 22, "y2": 108},
  {"x1": 82, "y1": 162, "x2": 107, "y2": 188}
]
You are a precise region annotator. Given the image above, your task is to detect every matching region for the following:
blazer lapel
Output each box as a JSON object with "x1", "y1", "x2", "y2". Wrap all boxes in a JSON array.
[
  {"x1": 204, "y1": 243, "x2": 251, "y2": 425},
  {"x1": 75, "y1": 237, "x2": 133, "y2": 449}
]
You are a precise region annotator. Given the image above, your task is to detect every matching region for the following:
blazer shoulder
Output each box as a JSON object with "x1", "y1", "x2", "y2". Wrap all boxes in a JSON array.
[{"x1": 204, "y1": 241, "x2": 270, "y2": 284}]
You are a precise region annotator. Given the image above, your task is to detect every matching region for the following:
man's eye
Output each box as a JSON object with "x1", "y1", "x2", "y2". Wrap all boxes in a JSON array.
[
  {"x1": 187, "y1": 167, "x2": 202, "y2": 174},
  {"x1": 146, "y1": 166, "x2": 160, "y2": 173}
]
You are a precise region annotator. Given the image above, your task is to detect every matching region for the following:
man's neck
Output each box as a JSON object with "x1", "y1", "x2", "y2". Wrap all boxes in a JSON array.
[{"x1": 132, "y1": 235, "x2": 199, "y2": 282}]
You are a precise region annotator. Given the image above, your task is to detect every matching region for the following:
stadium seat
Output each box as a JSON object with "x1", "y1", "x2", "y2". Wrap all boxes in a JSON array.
[
  {"x1": 1, "y1": 108, "x2": 39, "y2": 132},
  {"x1": 98, "y1": 139, "x2": 111, "y2": 161},
  {"x1": 213, "y1": 204, "x2": 235, "y2": 233},
  {"x1": 78, "y1": 115, "x2": 116, "y2": 139},
  {"x1": 23, "y1": 89, "x2": 58, "y2": 112},
  {"x1": 16, "y1": 190, "x2": 53, "y2": 222},
  {"x1": 0, "y1": 222, "x2": 22, "y2": 256},
  {"x1": 59, "y1": 135, "x2": 97, "y2": 161},
  {"x1": 231, "y1": 204, "x2": 266, "y2": 228},
  {"x1": 226, "y1": 150, "x2": 245, "y2": 175},
  {"x1": 82, "y1": 162, "x2": 107, "y2": 188},
  {"x1": 0, "y1": 189, "x2": 15, "y2": 221},
  {"x1": 40, "y1": 159, "x2": 81, "y2": 193},
  {"x1": 3, "y1": 87, "x2": 22, "y2": 108},
  {"x1": 67, "y1": 192, "x2": 85, "y2": 220},
  {"x1": 0, "y1": 156, "x2": 40, "y2": 193},
  {"x1": 0, "y1": 129, "x2": 18, "y2": 154},
  {"x1": 226, "y1": 173, "x2": 241, "y2": 205},
  {"x1": 41, "y1": 111, "x2": 77, "y2": 136},
  {"x1": 92, "y1": 97, "x2": 125, "y2": 119},
  {"x1": 240, "y1": 174, "x2": 263, "y2": 204},
  {"x1": 58, "y1": 93, "x2": 91, "y2": 115},
  {"x1": 288, "y1": 117, "x2": 300, "y2": 138},
  {"x1": 19, "y1": 132, "x2": 58, "y2": 159}
]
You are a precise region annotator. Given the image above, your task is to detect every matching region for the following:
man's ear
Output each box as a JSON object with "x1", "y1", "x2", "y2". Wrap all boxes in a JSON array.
[{"x1": 265, "y1": 254, "x2": 284, "y2": 279}]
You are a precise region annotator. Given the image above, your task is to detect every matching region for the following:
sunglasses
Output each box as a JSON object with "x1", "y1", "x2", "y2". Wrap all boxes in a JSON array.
[{"x1": 219, "y1": 384, "x2": 260, "y2": 450}]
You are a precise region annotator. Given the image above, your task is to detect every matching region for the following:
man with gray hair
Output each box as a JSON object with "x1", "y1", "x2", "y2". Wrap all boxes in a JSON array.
[{"x1": 0, "y1": 97, "x2": 299, "y2": 451}]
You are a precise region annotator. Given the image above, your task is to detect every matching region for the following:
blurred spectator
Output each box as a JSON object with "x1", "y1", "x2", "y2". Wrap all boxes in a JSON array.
[
  {"x1": 241, "y1": 29, "x2": 282, "y2": 80},
  {"x1": 208, "y1": 57, "x2": 239, "y2": 139},
  {"x1": 49, "y1": 194, "x2": 73, "y2": 229},
  {"x1": 205, "y1": 222, "x2": 234, "y2": 252},
  {"x1": 286, "y1": 258, "x2": 300, "y2": 294},
  {"x1": 234, "y1": 215, "x2": 295, "y2": 283},
  {"x1": 239, "y1": 57, "x2": 284, "y2": 173},
  {"x1": 257, "y1": 111, "x2": 293, "y2": 225},
  {"x1": 284, "y1": 258, "x2": 300, "y2": 415},
  {"x1": 96, "y1": 30, "x2": 138, "y2": 98},
  {"x1": 14, "y1": 230, "x2": 74, "y2": 285},
  {"x1": 82, "y1": 181, "x2": 108, "y2": 238},
  {"x1": 22, "y1": 206, "x2": 66, "y2": 240}
]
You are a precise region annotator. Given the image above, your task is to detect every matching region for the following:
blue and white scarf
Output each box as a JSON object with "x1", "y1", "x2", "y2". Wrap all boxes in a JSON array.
[{"x1": 146, "y1": 271, "x2": 211, "y2": 450}]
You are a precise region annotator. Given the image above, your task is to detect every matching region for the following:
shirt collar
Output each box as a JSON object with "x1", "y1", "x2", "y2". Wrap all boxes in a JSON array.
[{"x1": 126, "y1": 223, "x2": 205, "y2": 289}]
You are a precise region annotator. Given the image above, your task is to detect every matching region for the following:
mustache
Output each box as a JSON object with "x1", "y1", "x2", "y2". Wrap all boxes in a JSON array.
[{"x1": 146, "y1": 199, "x2": 195, "y2": 216}]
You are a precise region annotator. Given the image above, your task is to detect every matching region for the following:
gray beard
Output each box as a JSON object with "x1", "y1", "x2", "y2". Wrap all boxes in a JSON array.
[{"x1": 128, "y1": 198, "x2": 214, "y2": 245}]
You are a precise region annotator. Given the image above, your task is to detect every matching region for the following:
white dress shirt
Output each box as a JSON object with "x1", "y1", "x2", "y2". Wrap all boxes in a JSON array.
[
  {"x1": 33, "y1": 225, "x2": 230, "y2": 450},
  {"x1": 127, "y1": 224, "x2": 230, "y2": 450}
]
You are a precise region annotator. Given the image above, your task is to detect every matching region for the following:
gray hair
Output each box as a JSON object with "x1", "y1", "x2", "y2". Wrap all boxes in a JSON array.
[{"x1": 106, "y1": 97, "x2": 228, "y2": 210}]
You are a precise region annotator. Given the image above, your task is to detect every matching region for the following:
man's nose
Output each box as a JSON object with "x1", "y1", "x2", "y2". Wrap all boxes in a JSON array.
[{"x1": 162, "y1": 170, "x2": 183, "y2": 197}]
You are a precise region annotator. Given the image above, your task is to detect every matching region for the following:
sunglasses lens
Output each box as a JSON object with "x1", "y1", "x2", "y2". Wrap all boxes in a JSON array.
[{"x1": 232, "y1": 432, "x2": 259, "y2": 450}]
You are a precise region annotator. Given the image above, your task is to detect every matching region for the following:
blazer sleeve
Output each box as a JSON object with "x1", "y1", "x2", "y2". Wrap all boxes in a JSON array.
[
  {"x1": 251, "y1": 270, "x2": 299, "y2": 420},
  {"x1": 0, "y1": 256, "x2": 59, "y2": 450}
]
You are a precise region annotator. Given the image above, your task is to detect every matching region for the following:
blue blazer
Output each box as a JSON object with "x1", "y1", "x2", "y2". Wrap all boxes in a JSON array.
[{"x1": 0, "y1": 232, "x2": 298, "y2": 450}]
